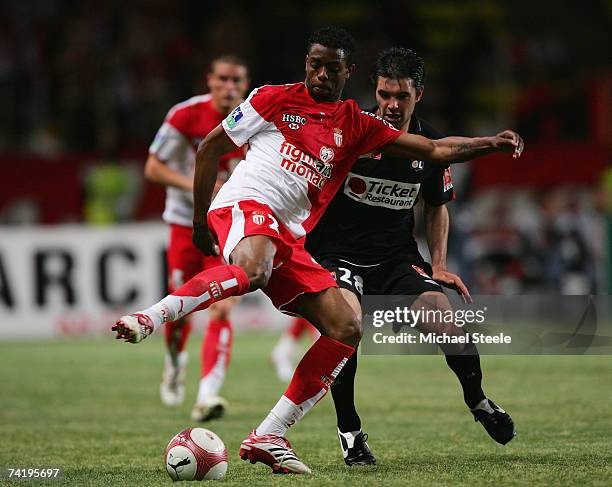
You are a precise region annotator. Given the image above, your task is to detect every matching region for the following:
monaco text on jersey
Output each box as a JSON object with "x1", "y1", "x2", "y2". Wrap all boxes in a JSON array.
[{"x1": 279, "y1": 141, "x2": 332, "y2": 189}]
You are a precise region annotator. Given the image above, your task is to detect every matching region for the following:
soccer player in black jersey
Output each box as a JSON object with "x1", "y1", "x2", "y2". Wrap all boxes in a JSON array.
[{"x1": 306, "y1": 47, "x2": 516, "y2": 465}]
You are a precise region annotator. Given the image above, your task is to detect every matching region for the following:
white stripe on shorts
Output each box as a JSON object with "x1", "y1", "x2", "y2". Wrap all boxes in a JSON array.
[{"x1": 222, "y1": 203, "x2": 246, "y2": 262}]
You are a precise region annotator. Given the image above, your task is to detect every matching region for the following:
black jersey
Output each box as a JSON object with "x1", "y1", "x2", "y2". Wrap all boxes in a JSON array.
[{"x1": 306, "y1": 114, "x2": 455, "y2": 265}]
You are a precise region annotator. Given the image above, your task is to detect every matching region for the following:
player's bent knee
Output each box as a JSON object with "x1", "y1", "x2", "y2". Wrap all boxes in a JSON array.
[
  {"x1": 229, "y1": 235, "x2": 276, "y2": 291},
  {"x1": 245, "y1": 266, "x2": 271, "y2": 290},
  {"x1": 230, "y1": 256, "x2": 272, "y2": 291},
  {"x1": 328, "y1": 314, "x2": 362, "y2": 347}
]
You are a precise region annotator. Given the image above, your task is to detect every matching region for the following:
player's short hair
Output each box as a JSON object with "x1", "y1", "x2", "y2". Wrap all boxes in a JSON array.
[
  {"x1": 371, "y1": 47, "x2": 425, "y2": 90},
  {"x1": 210, "y1": 54, "x2": 248, "y2": 72},
  {"x1": 307, "y1": 26, "x2": 356, "y2": 64}
]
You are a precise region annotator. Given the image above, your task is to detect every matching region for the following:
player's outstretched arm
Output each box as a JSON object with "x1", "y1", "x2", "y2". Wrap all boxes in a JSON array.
[
  {"x1": 382, "y1": 130, "x2": 524, "y2": 164},
  {"x1": 193, "y1": 124, "x2": 237, "y2": 255}
]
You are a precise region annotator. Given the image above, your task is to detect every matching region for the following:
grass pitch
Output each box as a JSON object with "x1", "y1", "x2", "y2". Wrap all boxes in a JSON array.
[{"x1": 1, "y1": 334, "x2": 611, "y2": 486}]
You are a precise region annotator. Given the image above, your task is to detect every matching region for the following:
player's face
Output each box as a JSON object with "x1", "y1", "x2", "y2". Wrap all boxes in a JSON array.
[
  {"x1": 375, "y1": 76, "x2": 423, "y2": 130},
  {"x1": 207, "y1": 62, "x2": 249, "y2": 113},
  {"x1": 305, "y1": 43, "x2": 355, "y2": 102}
]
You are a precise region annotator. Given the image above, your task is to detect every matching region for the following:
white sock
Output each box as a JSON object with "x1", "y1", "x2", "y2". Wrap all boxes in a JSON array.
[
  {"x1": 338, "y1": 429, "x2": 362, "y2": 438},
  {"x1": 471, "y1": 398, "x2": 494, "y2": 413},
  {"x1": 271, "y1": 335, "x2": 299, "y2": 382},
  {"x1": 165, "y1": 350, "x2": 188, "y2": 370},
  {"x1": 272, "y1": 334, "x2": 299, "y2": 359},
  {"x1": 338, "y1": 430, "x2": 363, "y2": 448},
  {"x1": 138, "y1": 294, "x2": 200, "y2": 329},
  {"x1": 256, "y1": 396, "x2": 304, "y2": 437},
  {"x1": 196, "y1": 334, "x2": 230, "y2": 404}
]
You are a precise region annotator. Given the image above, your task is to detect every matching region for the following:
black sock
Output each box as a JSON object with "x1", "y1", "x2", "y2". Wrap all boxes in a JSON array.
[
  {"x1": 331, "y1": 348, "x2": 361, "y2": 433},
  {"x1": 444, "y1": 343, "x2": 486, "y2": 409}
]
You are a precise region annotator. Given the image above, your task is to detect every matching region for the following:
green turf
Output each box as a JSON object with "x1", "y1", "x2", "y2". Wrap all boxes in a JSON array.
[{"x1": 1, "y1": 334, "x2": 611, "y2": 486}]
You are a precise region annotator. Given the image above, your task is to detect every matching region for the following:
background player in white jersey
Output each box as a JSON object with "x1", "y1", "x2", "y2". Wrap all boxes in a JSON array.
[
  {"x1": 114, "y1": 27, "x2": 523, "y2": 474},
  {"x1": 146, "y1": 55, "x2": 248, "y2": 420}
]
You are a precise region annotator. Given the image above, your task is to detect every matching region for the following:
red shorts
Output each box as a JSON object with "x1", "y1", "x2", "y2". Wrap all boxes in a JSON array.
[
  {"x1": 167, "y1": 224, "x2": 225, "y2": 292},
  {"x1": 207, "y1": 200, "x2": 338, "y2": 312}
]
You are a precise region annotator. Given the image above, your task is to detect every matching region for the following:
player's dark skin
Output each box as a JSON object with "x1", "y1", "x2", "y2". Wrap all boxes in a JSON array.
[{"x1": 191, "y1": 43, "x2": 524, "y2": 348}]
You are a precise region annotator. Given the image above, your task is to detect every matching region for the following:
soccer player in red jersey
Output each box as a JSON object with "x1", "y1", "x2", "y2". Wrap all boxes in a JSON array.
[
  {"x1": 145, "y1": 55, "x2": 248, "y2": 420},
  {"x1": 114, "y1": 27, "x2": 524, "y2": 474}
]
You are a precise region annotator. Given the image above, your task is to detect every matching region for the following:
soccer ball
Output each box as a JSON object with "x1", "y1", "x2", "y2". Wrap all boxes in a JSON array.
[{"x1": 165, "y1": 428, "x2": 228, "y2": 481}]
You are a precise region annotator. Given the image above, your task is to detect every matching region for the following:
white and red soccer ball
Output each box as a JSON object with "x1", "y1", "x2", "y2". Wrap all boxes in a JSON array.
[{"x1": 165, "y1": 428, "x2": 228, "y2": 481}]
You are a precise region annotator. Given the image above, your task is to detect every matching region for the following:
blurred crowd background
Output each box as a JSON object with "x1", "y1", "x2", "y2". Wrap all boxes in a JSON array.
[{"x1": 1, "y1": 0, "x2": 611, "y2": 294}]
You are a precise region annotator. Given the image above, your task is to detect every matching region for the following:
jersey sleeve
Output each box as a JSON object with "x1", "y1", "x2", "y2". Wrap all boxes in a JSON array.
[
  {"x1": 148, "y1": 122, "x2": 190, "y2": 162},
  {"x1": 165, "y1": 102, "x2": 192, "y2": 137},
  {"x1": 353, "y1": 108, "x2": 402, "y2": 157},
  {"x1": 222, "y1": 85, "x2": 282, "y2": 147},
  {"x1": 418, "y1": 120, "x2": 454, "y2": 205},
  {"x1": 421, "y1": 165, "x2": 455, "y2": 205}
]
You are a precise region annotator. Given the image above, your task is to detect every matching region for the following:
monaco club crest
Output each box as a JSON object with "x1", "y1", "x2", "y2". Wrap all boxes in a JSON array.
[
  {"x1": 319, "y1": 146, "x2": 334, "y2": 163},
  {"x1": 333, "y1": 128, "x2": 343, "y2": 147},
  {"x1": 252, "y1": 211, "x2": 266, "y2": 225}
]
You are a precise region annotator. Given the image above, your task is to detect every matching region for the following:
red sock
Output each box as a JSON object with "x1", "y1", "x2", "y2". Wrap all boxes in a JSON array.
[
  {"x1": 201, "y1": 319, "x2": 233, "y2": 379},
  {"x1": 171, "y1": 264, "x2": 250, "y2": 314},
  {"x1": 256, "y1": 336, "x2": 355, "y2": 436},
  {"x1": 164, "y1": 320, "x2": 192, "y2": 353},
  {"x1": 284, "y1": 336, "x2": 355, "y2": 407},
  {"x1": 288, "y1": 317, "x2": 312, "y2": 339}
]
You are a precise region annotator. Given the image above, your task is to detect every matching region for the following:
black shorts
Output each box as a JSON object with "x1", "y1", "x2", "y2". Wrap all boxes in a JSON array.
[{"x1": 318, "y1": 256, "x2": 443, "y2": 302}]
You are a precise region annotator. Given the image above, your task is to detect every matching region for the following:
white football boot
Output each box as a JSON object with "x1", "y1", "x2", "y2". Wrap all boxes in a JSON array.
[
  {"x1": 112, "y1": 313, "x2": 155, "y2": 343},
  {"x1": 191, "y1": 396, "x2": 228, "y2": 422},
  {"x1": 239, "y1": 430, "x2": 311, "y2": 474},
  {"x1": 160, "y1": 351, "x2": 188, "y2": 407}
]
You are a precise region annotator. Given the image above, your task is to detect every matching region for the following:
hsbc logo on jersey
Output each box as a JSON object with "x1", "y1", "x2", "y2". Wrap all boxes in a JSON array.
[
  {"x1": 279, "y1": 141, "x2": 332, "y2": 189},
  {"x1": 344, "y1": 172, "x2": 420, "y2": 210},
  {"x1": 282, "y1": 113, "x2": 307, "y2": 130}
]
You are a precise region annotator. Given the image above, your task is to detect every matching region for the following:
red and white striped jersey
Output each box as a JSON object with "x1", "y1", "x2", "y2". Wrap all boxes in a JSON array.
[
  {"x1": 211, "y1": 83, "x2": 401, "y2": 238},
  {"x1": 149, "y1": 94, "x2": 244, "y2": 226}
]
